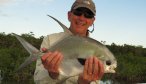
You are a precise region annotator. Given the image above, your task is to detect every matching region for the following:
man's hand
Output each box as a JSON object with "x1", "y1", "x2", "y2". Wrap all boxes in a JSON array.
[
  {"x1": 41, "y1": 48, "x2": 63, "y2": 79},
  {"x1": 78, "y1": 56, "x2": 104, "y2": 84}
]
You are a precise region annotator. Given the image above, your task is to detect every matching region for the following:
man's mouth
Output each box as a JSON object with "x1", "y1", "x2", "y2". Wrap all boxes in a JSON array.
[{"x1": 76, "y1": 20, "x2": 86, "y2": 26}]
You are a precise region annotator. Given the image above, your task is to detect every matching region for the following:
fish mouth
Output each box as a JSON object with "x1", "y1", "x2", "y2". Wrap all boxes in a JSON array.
[
  {"x1": 77, "y1": 58, "x2": 86, "y2": 65},
  {"x1": 106, "y1": 60, "x2": 111, "y2": 65},
  {"x1": 104, "y1": 60, "x2": 117, "y2": 73}
]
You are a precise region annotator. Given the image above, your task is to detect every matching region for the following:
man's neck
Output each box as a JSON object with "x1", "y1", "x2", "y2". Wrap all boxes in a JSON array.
[{"x1": 69, "y1": 27, "x2": 88, "y2": 37}]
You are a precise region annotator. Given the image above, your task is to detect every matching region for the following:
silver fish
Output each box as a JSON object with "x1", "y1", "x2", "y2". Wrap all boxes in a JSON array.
[{"x1": 13, "y1": 15, "x2": 117, "y2": 76}]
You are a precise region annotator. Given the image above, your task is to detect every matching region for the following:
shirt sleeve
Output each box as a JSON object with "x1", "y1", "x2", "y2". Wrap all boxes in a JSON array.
[{"x1": 34, "y1": 35, "x2": 56, "y2": 84}]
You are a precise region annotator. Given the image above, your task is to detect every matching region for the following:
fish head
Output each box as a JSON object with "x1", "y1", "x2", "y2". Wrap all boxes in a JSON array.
[
  {"x1": 93, "y1": 45, "x2": 117, "y2": 73},
  {"x1": 104, "y1": 60, "x2": 117, "y2": 73},
  {"x1": 76, "y1": 38, "x2": 117, "y2": 74},
  {"x1": 77, "y1": 55, "x2": 117, "y2": 74}
]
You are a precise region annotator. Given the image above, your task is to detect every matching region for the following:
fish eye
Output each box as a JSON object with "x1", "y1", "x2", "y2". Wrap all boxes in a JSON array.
[
  {"x1": 106, "y1": 60, "x2": 111, "y2": 65},
  {"x1": 77, "y1": 58, "x2": 86, "y2": 65}
]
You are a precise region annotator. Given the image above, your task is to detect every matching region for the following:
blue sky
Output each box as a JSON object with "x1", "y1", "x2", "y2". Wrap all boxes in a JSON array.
[{"x1": 0, "y1": 0, "x2": 146, "y2": 47}]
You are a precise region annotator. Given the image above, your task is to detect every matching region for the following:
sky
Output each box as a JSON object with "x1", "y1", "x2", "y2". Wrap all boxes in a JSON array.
[{"x1": 0, "y1": 0, "x2": 146, "y2": 48}]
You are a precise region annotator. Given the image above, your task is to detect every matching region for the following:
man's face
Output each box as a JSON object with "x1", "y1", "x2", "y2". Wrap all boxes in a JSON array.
[{"x1": 68, "y1": 7, "x2": 95, "y2": 34}]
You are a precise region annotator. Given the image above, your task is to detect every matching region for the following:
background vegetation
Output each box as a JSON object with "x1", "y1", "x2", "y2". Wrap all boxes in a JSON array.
[{"x1": 0, "y1": 32, "x2": 146, "y2": 83}]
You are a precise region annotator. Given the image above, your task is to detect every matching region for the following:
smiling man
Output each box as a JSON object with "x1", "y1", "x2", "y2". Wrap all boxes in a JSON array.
[{"x1": 34, "y1": 0, "x2": 104, "y2": 84}]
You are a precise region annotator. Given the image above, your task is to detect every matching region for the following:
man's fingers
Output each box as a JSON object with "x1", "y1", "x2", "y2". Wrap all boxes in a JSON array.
[
  {"x1": 98, "y1": 60, "x2": 104, "y2": 79},
  {"x1": 88, "y1": 57, "x2": 93, "y2": 75},
  {"x1": 50, "y1": 52, "x2": 63, "y2": 70},
  {"x1": 83, "y1": 57, "x2": 88, "y2": 78},
  {"x1": 93, "y1": 57, "x2": 104, "y2": 80},
  {"x1": 92, "y1": 57, "x2": 99, "y2": 80},
  {"x1": 55, "y1": 53, "x2": 63, "y2": 67},
  {"x1": 41, "y1": 52, "x2": 52, "y2": 63},
  {"x1": 82, "y1": 56, "x2": 105, "y2": 82},
  {"x1": 46, "y1": 51, "x2": 58, "y2": 65},
  {"x1": 41, "y1": 47, "x2": 47, "y2": 52}
]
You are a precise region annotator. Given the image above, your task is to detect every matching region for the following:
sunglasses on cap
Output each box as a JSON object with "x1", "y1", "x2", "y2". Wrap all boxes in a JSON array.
[{"x1": 72, "y1": 8, "x2": 94, "y2": 19}]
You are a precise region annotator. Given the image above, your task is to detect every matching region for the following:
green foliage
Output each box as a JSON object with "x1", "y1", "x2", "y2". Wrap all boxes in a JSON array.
[
  {"x1": 105, "y1": 43, "x2": 146, "y2": 82},
  {"x1": 0, "y1": 32, "x2": 43, "y2": 82},
  {"x1": 0, "y1": 32, "x2": 146, "y2": 83}
]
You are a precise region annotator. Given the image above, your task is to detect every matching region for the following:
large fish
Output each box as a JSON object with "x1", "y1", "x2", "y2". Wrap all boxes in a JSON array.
[{"x1": 13, "y1": 15, "x2": 117, "y2": 76}]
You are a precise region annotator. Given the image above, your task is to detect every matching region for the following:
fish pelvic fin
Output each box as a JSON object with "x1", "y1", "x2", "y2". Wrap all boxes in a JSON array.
[
  {"x1": 47, "y1": 14, "x2": 73, "y2": 35},
  {"x1": 13, "y1": 33, "x2": 40, "y2": 72}
]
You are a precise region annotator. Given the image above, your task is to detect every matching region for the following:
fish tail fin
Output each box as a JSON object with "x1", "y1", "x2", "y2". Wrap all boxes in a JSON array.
[
  {"x1": 47, "y1": 14, "x2": 72, "y2": 35},
  {"x1": 15, "y1": 54, "x2": 37, "y2": 72},
  {"x1": 13, "y1": 33, "x2": 40, "y2": 72}
]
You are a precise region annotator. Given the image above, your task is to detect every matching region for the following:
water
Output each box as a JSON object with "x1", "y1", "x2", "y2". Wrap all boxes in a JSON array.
[
  {"x1": 2, "y1": 79, "x2": 112, "y2": 84},
  {"x1": 1, "y1": 79, "x2": 145, "y2": 84},
  {"x1": 100, "y1": 80, "x2": 112, "y2": 84},
  {"x1": 1, "y1": 79, "x2": 113, "y2": 84},
  {"x1": 1, "y1": 80, "x2": 34, "y2": 84}
]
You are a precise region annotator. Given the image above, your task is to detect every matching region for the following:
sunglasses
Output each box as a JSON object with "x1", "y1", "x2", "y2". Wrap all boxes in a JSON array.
[{"x1": 72, "y1": 9, "x2": 94, "y2": 19}]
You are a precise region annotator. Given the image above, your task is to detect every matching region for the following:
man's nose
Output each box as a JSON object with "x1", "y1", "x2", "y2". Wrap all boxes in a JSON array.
[{"x1": 78, "y1": 14, "x2": 86, "y2": 20}]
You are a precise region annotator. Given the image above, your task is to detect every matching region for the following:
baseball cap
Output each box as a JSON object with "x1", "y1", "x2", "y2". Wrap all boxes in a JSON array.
[{"x1": 71, "y1": 0, "x2": 96, "y2": 15}]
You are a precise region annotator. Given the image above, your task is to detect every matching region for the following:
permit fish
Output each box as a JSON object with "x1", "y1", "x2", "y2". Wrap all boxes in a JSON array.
[{"x1": 13, "y1": 15, "x2": 117, "y2": 76}]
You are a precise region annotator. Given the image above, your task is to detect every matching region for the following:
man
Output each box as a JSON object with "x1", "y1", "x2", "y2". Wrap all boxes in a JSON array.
[{"x1": 34, "y1": 0, "x2": 104, "y2": 84}]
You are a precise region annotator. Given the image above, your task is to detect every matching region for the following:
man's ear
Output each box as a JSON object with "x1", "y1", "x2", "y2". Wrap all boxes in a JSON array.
[
  {"x1": 68, "y1": 11, "x2": 72, "y2": 22},
  {"x1": 90, "y1": 17, "x2": 95, "y2": 26}
]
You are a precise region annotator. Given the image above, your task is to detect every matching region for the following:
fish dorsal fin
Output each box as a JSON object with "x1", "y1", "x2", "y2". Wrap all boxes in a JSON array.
[{"x1": 47, "y1": 15, "x2": 73, "y2": 35}]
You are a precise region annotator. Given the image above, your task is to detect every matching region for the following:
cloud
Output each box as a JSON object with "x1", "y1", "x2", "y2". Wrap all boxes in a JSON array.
[
  {"x1": 0, "y1": 10, "x2": 9, "y2": 17},
  {"x1": 0, "y1": 0, "x2": 14, "y2": 6},
  {"x1": 0, "y1": 0, "x2": 54, "y2": 6},
  {"x1": 0, "y1": 13, "x2": 9, "y2": 17},
  {"x1": 19, "y1": 0, "x2": 54, "y2": 4}
]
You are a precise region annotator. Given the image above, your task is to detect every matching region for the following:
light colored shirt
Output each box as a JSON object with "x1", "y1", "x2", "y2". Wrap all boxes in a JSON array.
[{"x1": 34, "y1": 32, "x2": 99, "y2": 84}]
